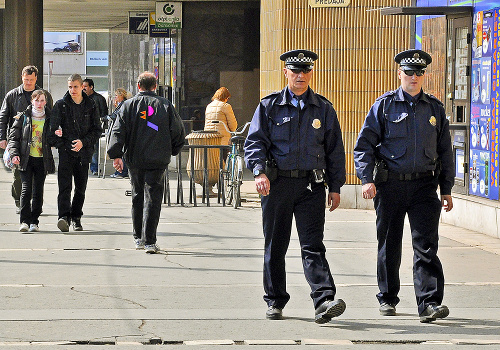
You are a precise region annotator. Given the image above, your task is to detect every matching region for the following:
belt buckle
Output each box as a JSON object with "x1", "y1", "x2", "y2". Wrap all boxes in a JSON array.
[
  {"x1": 404, "y1": 173, "x2": 412, "y2": 181},
  {"x1": 290, "y1": 170, "x2": 299, "y2": 178}
]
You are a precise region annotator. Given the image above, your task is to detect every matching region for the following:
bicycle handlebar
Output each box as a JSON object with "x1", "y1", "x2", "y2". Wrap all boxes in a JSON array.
[{"x1": 211, "y1": 120, "x2": 251, "y2": 136}]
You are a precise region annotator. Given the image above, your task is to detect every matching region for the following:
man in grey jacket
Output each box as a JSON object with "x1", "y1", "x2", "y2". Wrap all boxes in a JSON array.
[
  {"x1": 107, "y1": 72, "x2": 185, "y2": 254},
  {"x1": 0, "y1": 66, "x2": 53, "y2": 212}
]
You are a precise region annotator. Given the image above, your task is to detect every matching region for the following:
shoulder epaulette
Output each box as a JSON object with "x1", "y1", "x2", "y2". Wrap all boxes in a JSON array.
[
  {"x1": 315, "y1": 93, "x2": 333, "y2": 106},
  {"x1": 261, "y1": 91, "x2": 281, "y2": 101},
  {"x1": 424, "y1": 92, "x2": 444, "y2": 106},
  {"x1": 375, "y1": 90, "x2": 397, "y2": 101}
]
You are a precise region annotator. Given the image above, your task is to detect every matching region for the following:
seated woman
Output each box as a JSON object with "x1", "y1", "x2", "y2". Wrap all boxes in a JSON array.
[
  {"x1": 8, "y1": 90, "x2": 55, "y2": 232},
  {"x1": 204, "y1": 87, "x2": 238, "y2": 146}
]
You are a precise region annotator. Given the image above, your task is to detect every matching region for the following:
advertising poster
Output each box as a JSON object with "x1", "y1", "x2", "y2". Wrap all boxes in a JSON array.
[{"x1": 470, "y1": 10, "x2": 500, "y2": 200}]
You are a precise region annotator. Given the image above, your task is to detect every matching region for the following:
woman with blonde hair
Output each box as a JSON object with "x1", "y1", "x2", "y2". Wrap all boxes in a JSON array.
[
  {"x1": 204, "y1": 87, "x2": 237, "y2": 145},
  {"x1": 107, "y1": 88, "x2": 130, "y2": 178}
]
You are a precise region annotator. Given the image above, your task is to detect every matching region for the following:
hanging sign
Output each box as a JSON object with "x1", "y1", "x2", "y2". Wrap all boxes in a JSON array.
[
  {"x1": 155, "y1": 2, "x2": 182, "y2": 29},
  {"x1": 149, "y1": 12, "x2": 170, "y2": 38},
  {"x1": 309, "y1": 0, "x2": 351, "y2": 7},
  {"x1": 129, "y1": 12, "x2": 149, "y2": 35}
]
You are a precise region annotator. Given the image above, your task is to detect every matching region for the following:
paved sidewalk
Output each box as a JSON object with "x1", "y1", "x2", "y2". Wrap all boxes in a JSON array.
[{"x1": 1, "y1": 166, "x2": 500, "y2": 348}]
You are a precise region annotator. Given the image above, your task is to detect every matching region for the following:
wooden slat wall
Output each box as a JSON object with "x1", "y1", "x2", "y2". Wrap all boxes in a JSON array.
[{"x1": 261, "y1": 0, "x2": 413, "y2": 184}]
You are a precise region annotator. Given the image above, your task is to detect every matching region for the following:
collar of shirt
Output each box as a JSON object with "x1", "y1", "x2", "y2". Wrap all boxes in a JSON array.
[{"x1": 402, "y1": 89, "x2": 422, "y2": 105}]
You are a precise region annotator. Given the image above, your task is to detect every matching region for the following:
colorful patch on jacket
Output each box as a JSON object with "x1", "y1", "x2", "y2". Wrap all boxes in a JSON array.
[{"x1": 140, "y1": 106, "x2": 158, "y2": 131}]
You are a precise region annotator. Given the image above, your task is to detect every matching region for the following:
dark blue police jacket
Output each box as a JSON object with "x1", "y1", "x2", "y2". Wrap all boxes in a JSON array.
[
  {"x1": 244, "y1": 86, "x2": 346, "y2": 193},
  {"x1": 353, "y1": 86, "x2": 454, "y2": 195}
]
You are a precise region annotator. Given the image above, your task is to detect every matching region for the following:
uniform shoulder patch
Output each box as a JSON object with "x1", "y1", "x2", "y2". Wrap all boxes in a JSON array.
[{"x1": 375, "y1": 90, "x2": 396, "y2": 101}]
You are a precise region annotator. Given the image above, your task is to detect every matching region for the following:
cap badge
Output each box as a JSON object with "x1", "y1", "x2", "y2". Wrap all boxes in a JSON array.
[
  {"x1": 298, "y1": 53, "x2": 304, "y2": 59},
  {"x1": 429, "y1": 116, "x2": 436, "y2": 127},
  {"x1": 312, "y1": 119, "x2": 321, "y2": 129},
  {"x1": 414, "y1": 53, "x2": 420, "y2": 59}
]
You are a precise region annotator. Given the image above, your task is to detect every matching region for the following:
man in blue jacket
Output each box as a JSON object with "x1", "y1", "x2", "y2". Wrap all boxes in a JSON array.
[
  {"x1": 107, "y1": 72, "x2": 185, "y2": 254},
  {"x1": 354, "y1": 49, "x2": 454, "y2": 323},
  {"x1": 244, "y1": 49, "x2": 346, "y2": 323}
]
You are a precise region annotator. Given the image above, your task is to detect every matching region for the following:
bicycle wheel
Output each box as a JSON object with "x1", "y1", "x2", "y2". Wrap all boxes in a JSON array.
[
  {"x1": 233, "y1": 156, "x2": 243, "y2": 208},
  {"x1": 224, "y1": 154, "x2": 234, "y2": 205}
]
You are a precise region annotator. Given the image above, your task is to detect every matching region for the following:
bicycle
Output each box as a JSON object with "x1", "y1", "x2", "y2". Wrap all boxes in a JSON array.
[{"x1": 211, "y1": 120, "x2": 250, "y2": 208}]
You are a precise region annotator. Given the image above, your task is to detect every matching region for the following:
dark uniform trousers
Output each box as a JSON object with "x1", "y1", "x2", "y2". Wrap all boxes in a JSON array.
[
  {"x1": 374, "y1": 176, "x2": 444, "y2": 314},
  {"x1": 128, "y1": 167, "x2": 165, "y2": 245},
  {"x1": 57, "y1": 150, "x2": 89, "y2": 220},
  {"x1": 262, "y1": 176, "x2": 336, "y2": 309}
]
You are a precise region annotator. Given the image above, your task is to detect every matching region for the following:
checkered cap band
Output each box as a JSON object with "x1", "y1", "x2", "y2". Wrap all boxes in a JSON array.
[
  {"x1": 285, "y1": 56, "x2": 314, "y2": 65},
  {"x1": 400, "y1": 57, "x2": 427, "y2": 65}
]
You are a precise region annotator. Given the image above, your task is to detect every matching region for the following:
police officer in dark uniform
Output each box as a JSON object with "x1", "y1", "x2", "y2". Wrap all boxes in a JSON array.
[
  {"x1": 354, "y1": 49, "x2": 454, "y2": 323},
  {"x1": 244, "y1": 49, "x2": 346, "y2": 324}
]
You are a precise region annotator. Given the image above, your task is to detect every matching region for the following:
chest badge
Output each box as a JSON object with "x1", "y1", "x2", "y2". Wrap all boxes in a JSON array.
[
  {"x1": 312, "y1": 119, "x2": 321, "y2": 129},
  {"x1": 429, "y1": 116, "x2": 436, "y2": 127}
]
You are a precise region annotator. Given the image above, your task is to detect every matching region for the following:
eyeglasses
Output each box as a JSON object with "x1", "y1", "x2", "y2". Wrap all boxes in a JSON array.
[
  {"x1": 401, "y1": 69, "x2": 425, "y2": 77},
  {"x1": 289, "y1": 67, "x2": 312, "y2": 74}
]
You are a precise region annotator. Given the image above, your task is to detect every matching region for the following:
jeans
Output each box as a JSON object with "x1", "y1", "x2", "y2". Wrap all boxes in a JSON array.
[
  {"x1": 129, "y1": 167, "x2": 166, "y2": 245},
  {"x1": 19, "y1": 156, "x2": 46, "y2": 225}
]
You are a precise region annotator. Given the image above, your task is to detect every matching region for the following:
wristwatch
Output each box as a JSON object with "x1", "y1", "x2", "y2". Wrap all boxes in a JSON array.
[{"x1": 253, "y1": 168, "x2": 264, "y2": 177}]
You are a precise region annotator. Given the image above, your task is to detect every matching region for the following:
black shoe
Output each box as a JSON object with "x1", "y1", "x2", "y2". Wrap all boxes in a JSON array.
[
  {"x1": 419, "y1": 304, "x2": 449, "y2": 323},
  {"x1": 57, "y1": 217, "x2": 70, "y2": 232},
  {"x1": 315, "y1": 299, "x2": 346, "y2": 324},
  {"x1": 266, "y1": 306, "x2": 283, "y2": 320},
  {"x1": 379, "y1": 302, "x2": 396, "y2": 316},
  {"x1": 72, "y1": 217, "x2": 83, "y2": 231}
]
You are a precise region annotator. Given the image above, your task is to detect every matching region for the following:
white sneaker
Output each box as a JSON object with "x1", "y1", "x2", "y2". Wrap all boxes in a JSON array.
[
  {"x1": 134, "y1": 238, "x2": 144, "y2": 250},
  {"x1": 145, "y1": 244, "x2": 160, "y2": 254},
  {"x1": 29, "y1": 224, "x2": 39, "y2": 232},
  {"x1": 19, "y1": 223, "x2": 29, "y2": 232}
]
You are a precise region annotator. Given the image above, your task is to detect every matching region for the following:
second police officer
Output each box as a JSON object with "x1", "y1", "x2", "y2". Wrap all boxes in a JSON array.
[
  {"x1": 244, "y1": 49, "x2": 347, "y2": 323},
  {"x1": 354, "y1": 50, "x2": 454, "y2": 323}
]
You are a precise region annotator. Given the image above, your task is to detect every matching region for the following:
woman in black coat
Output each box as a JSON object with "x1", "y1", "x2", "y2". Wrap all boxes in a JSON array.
[{"x1": 8, "y1": 90, "x2": 56, "y2": 232}]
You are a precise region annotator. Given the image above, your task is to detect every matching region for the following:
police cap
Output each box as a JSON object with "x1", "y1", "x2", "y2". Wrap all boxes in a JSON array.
[
  {"x1": 280, "y1": 49, "x2": 318, "y2": 69},
  {"x1": 394, "y1": 49, "x2": 432, "y2": 70}
]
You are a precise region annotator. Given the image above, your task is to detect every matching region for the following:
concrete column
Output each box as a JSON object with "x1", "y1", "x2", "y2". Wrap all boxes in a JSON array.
[{"x1": 3, "y1": 0, "x2": 44, "y2": 90}]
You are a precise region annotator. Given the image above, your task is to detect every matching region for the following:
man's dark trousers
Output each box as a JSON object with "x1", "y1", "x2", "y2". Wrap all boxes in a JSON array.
[
  {"x1": 128, "y1": 167, "x2": 165, "y2": 245},
  {"x1": 261, "y1": 176, "x2": 336, "y2": 309},
  {"x1": 374, "y1": 176, "x2": 444, "y2": 315},
  {"x1": 57, "y1": 150, "x2": 89, "y2": 220}
]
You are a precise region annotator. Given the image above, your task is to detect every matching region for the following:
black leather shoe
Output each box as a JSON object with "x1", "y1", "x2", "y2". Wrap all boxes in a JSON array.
[
  {"x1": 379, "y1": 302, "x2": 396, "y2": 316},
  {"x1": 72, "y1": 217, "x2": 83, "y2": 231},
  {"x1": 315, "y1": 299, "x2": 346, "y2": 324},
  {"x1": 419, "y1": 304, "x2": 449, "y2": 323},
  {"x1": 266, "y1": 306, "x2": 283, "y2": 320}
]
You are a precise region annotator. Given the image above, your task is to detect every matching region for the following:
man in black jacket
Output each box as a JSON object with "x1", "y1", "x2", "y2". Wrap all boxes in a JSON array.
[
  {"x1": 0, "y1": 66, "x2": 53, "y2": 212},
  {"x1": 50, "y1": 74, "x2": 102, "y2": 232},
  {"x1": 83, "y1": 78, "x2": 108, "y2": 175},
  {"x1": 107, "y1": 72, "x2": 185, "y2": 254}
]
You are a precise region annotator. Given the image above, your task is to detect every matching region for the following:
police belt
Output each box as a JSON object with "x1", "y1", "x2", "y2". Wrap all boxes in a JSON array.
[
  {"x1": 277, "y1": 169, "x2": 311, "y2": 178},
  {"x1": 387, "y1": 170, "x2": 434, "y2": 181}
]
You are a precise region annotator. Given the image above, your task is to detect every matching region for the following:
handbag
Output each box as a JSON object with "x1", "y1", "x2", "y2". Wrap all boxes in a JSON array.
[{"x1": 3, "y1": 145, "x2": 15, "y2": 169}]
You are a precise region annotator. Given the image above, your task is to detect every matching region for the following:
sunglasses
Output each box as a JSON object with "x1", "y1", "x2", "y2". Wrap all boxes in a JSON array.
[
  {"x1": 289, "y1": 67, "x2": 312, "y2": 74},
  {"x1": 401, "y1": 69, "x2": 425, "y2": 77}
]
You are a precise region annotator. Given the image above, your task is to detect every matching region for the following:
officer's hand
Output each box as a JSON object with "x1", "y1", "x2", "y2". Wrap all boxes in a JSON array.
[
  {"x1": 113, "y1": 158, "x2": 124, "y2": 172},
  {"x1": 0, "y1": 140, "x2": 7, "y2": 149},
  {"x1": 362, "y1": 183, "x2": 377, "y2": 199},
  {"x1": 441, "y1": 194, "x2": 453, "y2": 212},
  {"x1": 12, "y1": 156, "x2": 20, "y2": 165},
  {"x1": 255, "y1": 174, "x2": 270, "y2": 196},
  {"x1": 328, "y1": 192, "x2": 340, "y2": 212},
  {"x1": 71, "y1": 139, "x2": 83, "y2": 152}
]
